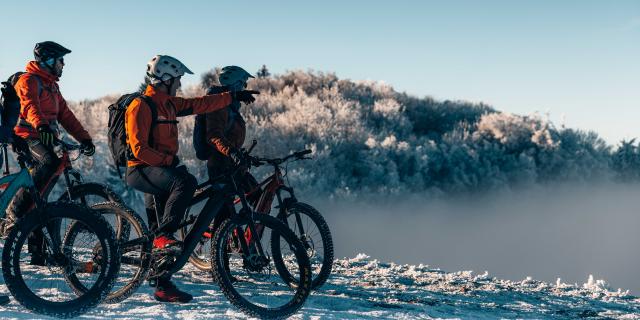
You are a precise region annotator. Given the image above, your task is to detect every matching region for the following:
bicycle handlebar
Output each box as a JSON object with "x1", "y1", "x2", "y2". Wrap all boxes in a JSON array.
[
  {"x1": 198, "y1": 143, "x2": 311, "y2": 188},
  {"x1": 249, "y1": 149, "x2": 312, "y2": 167}
]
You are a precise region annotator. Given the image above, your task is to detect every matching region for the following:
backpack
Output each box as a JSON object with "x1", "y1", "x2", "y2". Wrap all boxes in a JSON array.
[
  {"x1": 193, "y1": 86, "x2": 237, "y2": 160},
  {"x1": 107, "y1": 93, "x2": 161, "y2": 177},
  {"x1": 0, "y1": 72, "x2": 43, "y2": 142}
]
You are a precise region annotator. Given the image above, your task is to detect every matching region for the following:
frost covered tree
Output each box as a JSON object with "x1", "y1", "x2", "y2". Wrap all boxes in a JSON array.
[
  {"x1": 62, "y1": 70, "x2": 632, "y2": 202},
  {"x1": 256, "y1": 65, "x2": 270, "y2": 78},
  {"x1": 611, "y1": 139, "x2": 640, "y2": 181},
  {"x1": 200, "y1": 68, "x2": 221, "y2": 89}
]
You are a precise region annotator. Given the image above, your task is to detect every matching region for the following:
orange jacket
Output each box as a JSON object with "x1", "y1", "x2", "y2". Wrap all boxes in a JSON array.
[
  {"x1": 13, "y1": 61, "x2": 91, "y2": 142},
  {"x1": 126, "y1": 85, "x2": 232, "y2": 167},
  {"x1": 205, "y1": 104, "x2": 246, "y2": 157}
]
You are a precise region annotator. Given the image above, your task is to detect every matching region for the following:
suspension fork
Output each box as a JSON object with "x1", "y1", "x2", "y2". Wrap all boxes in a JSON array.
[
  {"x1": 58, "y1": 151, "x2": 80, "y2": 203},
  {"x1": 231, "y1": 176, "x2": 268, "y2": 259},
  {"x1": 277, "y1": 187, "x2": 306, "y2": 238},
  {"x1": 61, "y1": 169, "x2": 78, "y2": 203}
]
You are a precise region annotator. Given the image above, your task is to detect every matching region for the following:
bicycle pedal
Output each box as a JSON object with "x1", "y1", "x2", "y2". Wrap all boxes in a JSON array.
[{"x1": 149, "y1": 252, "x2": 176, "y2": 279}]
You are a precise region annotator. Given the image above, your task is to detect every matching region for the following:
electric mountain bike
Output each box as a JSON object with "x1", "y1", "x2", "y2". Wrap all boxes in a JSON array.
[
  {"x1": 64, "y1": 142, "x2": 313, "y2": 319},
  {"x1": 183, "y1": 146, "x2": 333, "y2": 290},
  {"x1": 0, "y1": 142, "x2": 120, "y2": 318}
]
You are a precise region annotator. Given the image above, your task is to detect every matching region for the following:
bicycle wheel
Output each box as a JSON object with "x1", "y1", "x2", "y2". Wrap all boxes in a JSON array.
[
  {"x1": 58, "y1": 183, "x2": 130, "y2": 239},
  {"x1": 211, "y1": 214, "x2": 312, "y2": 319},
  {"x1": 2, "y1": 202, "x2": 120, "y2": 318},
  {"x1": 273, "y1": 202, "x2": 333, "y2": 289},
  {"x1": 63, "y1": 202, "x2": 151, "y2": 304}
]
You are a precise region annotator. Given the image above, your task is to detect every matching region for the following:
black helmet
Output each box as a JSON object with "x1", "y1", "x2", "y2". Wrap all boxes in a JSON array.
[{"x1": 34, "y1": 41, "x2": 71, "y2": 62}]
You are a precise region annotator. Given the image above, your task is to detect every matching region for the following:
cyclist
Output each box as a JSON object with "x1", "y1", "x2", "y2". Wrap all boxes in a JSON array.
[
  {"x1": 4, "y1": 41, "x2": 95, "y2": 265},
  {"x1": 202, "y1": 66, "x2": 261, "y2": 227},
  {"x1": 125, "y1": 55, "x2": 258, "y2": 303}
]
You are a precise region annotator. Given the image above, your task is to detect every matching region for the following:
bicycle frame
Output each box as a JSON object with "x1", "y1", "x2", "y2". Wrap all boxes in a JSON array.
[
  {"x1": 0, "y1": 145, "x2": 47, "y2": 217},
  {"x1": 121, "y1": 171, "x2": 267, "y2": 278},
  {"x1": 237, "y1": 164, "x2": 306, "y2": 242},
  {"x1": 39, "y1": 144, "x2": 84, "y2": 203},
  {"x1": 0, "y1": 167, "x2": 40, "y2": 219},
  {"x1": 165, "y1": 182, "x2": 227, "y2": 275}
]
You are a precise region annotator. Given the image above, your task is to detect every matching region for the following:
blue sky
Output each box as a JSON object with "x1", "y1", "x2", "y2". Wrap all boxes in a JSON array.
[{"x1": 0, "y1": 0, "x2": 638, "y2": 144}]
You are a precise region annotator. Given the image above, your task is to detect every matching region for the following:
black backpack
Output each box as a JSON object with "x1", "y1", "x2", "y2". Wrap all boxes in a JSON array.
[
  {"x1": 107, "y1": 93, "x2": 161, "y2": 177},
  {"x1": 0, "y1": 72, "x2": 43, "y2": 142},
  {"x1": 193, "y1": 86, "x2": 237, "y2": 160}
]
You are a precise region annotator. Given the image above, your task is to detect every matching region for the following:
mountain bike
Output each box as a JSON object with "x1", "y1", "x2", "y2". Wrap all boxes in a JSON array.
[
  {"x1": 183, "y1": 146, "x2": 333, "y2": 290},
  {"x1": 0, "y1": 142, "x2": 120, "y2": 318},
  {"x1": 63, "y1": 142, "x2": 312, "y2": 319}
]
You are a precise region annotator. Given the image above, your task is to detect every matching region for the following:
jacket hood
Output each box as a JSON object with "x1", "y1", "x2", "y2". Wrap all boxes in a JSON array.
[{"x1": 25, "y1": 61, "x2": 58, "y2": 82}]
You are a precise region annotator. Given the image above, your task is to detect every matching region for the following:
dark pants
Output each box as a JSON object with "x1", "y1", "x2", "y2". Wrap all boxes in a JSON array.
[
  {"x1": 8, "y1": 139, "x2": 61, "y2": 258},
  {"x1": 126, "y1": 165, "x2": 197, "y2": 235},
  {"x1": 143, "y1": 193, "x2": 161, "y2": 233}
]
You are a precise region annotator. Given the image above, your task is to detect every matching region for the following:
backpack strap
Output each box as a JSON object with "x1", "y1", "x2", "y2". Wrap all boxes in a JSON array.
[
  {"x1": 33, "y1": 74, "x2": 43, "y2": 97},
  {"x1": 137, "y1": 95, "x2": 160, "y2": 148},
  {"x1": 137, "y1": 95, "x2": 178, "y2": 147}
]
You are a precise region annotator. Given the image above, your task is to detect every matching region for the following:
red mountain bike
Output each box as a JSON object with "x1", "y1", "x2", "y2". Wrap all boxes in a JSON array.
[{"x1": 183, "y1": 145, "x2": 334, "y2": 290}]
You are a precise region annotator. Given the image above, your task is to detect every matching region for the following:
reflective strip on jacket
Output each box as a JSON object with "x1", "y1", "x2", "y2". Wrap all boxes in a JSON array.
[
  {"x1": 125, "y1": 85, "x2": 232, "y2": 167},
  {"x1": 13, "y1": 61, "x2": 91, "y2": 142}
]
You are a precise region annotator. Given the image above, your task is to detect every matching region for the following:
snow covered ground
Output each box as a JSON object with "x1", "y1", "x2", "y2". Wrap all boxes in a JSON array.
[{"x1": 0, "y1": 253, "x2": 638, "y2": 319}]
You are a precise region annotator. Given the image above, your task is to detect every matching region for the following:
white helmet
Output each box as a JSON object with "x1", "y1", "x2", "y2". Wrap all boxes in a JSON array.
[
  {"x1": 219, "y1": 66, "x2": 254, "y2": 91},
  {"x1": 146, "y1": 55, "x2": 193, "y2": 83}
]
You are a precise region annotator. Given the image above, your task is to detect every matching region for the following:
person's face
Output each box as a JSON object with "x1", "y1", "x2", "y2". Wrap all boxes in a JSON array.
[{"x1": 54, "y1": 57, "x2": 65, "y2": 77}]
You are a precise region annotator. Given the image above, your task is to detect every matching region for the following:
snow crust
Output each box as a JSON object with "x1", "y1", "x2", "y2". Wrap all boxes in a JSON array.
[{"x1": 0, "y1": 254, "x2": 638, "y2": 319}]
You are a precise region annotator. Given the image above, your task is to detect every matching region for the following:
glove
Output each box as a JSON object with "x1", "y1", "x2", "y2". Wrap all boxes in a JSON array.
[
  {"x1": 232, "y1": 90, "x2": 260, "y2": 104},
  {"x1": 80, "y1": 140, "x2": 95, "y2": 156},
  {"x1": 37, "y1": 125, "x2": 55, "y2": 148},
  {"x1": 228, "y1": 149, "x2": 246, "y2": 167}
]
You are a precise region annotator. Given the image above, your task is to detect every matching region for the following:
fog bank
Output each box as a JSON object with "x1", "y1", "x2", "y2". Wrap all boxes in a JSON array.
[{"x1": 314, "y1": 183, "x2": 640, "y2": 294}]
